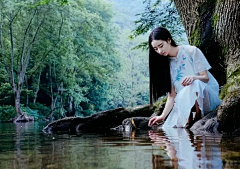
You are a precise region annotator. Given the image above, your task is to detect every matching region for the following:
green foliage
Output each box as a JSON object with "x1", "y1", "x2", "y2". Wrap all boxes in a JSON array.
[
  {"x1": 130, "y1": 0, "x2": 187, "y2": 49},
  {"x1": 0, "y1": 105, "x2": 15, "y2": 122},
  {"x1": 32, "y1": 0, "x2": 68, "y2": 7},
  {"x1": 0, "y1": 0, "x2": 154, "y2": 119},
  {"x1": 0, "y1": 83, "x2": 14, "y2": 105},
  {"x1": 107, "y1": 29, "x2": 150, "y2": 108},
  {"x1": 212, "y1": 13, "x2": 220, "y2": 27},
  {"x1": 28, "y1": 103, "x2": 51, "y2": 120}
]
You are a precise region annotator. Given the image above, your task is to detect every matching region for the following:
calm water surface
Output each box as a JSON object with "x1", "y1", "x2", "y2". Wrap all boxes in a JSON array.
[{"x1": 0, "y1": 122, "x2": 240, "y2": 169}]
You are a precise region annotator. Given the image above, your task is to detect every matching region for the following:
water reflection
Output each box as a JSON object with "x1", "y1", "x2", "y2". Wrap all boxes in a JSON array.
[
  {"x1": 149, "y1": 128, "x2": 223, "y2": 169},
  {"x1": 0, "y1": 122, "x2": 240, "y2": 169}
]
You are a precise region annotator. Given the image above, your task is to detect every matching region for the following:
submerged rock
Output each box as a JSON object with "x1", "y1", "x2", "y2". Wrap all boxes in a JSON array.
[{"x1": 111, "y1": 117, "x2": 159, "y2": 132}]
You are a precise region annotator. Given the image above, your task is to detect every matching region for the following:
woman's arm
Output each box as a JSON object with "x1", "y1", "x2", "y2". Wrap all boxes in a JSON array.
[
  {"x1": 161, "y1": 87, "x2": 176, "y2": 118},
  {"x1": 181, "y1": 70, "x2": 209, "y2": 86},
  {"x1": 148, "y1": 86, "x2": 176, "y2": 127}
]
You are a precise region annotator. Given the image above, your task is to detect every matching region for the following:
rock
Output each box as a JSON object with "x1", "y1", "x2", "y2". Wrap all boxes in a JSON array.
[
  {"x1": 217, "y1": 91, "x2": 240, "y2": 132},
  {"x1": 111, "y1": 117, "x2": 159, "y2": 132},
  {"x1": 190, "y1": 108, "x2": 219, "y2": 133}
]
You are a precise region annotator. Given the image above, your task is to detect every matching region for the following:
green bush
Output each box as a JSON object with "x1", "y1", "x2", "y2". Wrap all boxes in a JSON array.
[
  {"x1": 0, "y1": 105, "x2": 15, "y2": 122},
  {"x1": 28, "y1": 103, "x2": 51, "y2": 120}
]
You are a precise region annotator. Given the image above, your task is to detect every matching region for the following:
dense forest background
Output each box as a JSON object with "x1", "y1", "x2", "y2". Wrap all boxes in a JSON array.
[{"x1": 0, "y1": 0, "x2": 187, "y2": 121}]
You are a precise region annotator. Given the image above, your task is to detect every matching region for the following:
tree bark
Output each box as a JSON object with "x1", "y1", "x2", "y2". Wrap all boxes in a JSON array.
[
  {"x1": 0, "y1": 13, "x2": 3, "y2": 49},
  {"x1": 33, "y1": 72, "x2": 41, "y2": 104},
  {"x1": 48, "y1": 64, "x2": 59, "y2": 119},
  {"x1": 9, "y1": 12, "x2": 22, "y2": 117},
  {"x1": 14, "y1": 90, "x2": 22, "y2": 117},
  {"x1": 174, "y1": 0, "x2": 240, "y2": 132}
]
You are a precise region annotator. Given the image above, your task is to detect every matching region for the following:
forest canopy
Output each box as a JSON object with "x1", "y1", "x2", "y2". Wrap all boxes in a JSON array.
[{"x1": 0, "y1": 0, "x2": 152, "y2": 121}]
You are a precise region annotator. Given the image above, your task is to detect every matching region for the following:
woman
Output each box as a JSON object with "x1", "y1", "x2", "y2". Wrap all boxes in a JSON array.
[{"x1": 148, "y1": 27, "x2": 221, "y2": 128}]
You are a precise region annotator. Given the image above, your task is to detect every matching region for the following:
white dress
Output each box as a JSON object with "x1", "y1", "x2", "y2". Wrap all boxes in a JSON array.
[{"x1": 163, "y1": 45, "x2": 221, "y2": 128}]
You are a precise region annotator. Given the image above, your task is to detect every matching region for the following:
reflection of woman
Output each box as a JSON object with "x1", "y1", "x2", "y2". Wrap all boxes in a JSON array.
[
  {"x1": 149, "y1": 130, "x2": 178, "y2": 169},
  {"x1": 148, "y1": 27, "x2": 221, "y2": 128},
  {"x1": 149, "y1": 128, "x2": 223, "y2": 169}
]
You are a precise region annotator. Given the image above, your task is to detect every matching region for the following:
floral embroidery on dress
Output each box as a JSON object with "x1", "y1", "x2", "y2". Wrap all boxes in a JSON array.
[{"x1": 173, "y1": 55, "x2": 186, "y2": 83}]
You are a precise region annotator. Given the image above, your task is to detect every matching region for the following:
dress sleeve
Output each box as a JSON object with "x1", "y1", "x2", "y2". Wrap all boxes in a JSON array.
[{"x1": 188, "y1": 46, "x2": 211, "y2": 73}]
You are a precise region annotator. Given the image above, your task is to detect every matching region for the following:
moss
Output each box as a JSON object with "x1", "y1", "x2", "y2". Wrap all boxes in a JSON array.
[
  {"x1": 228, "y1": 66, "x2": 240, "y2": 79},
  {"x1": 212, "y1": 13, "x2": 220, "y2": 27},
  {"x1": 155, "y1": 96, "x2": 167, "y2": 107},
  {"x1": 189, "y1": 22, "x2": 201, "y2": 46},
  {"x1": 220, "y1": 79, "x2": 240, "y2": 100},
  {"x1": 153, "y1": 96, "x2": 167, "y2": 114},
  {"x1": 219, "y1": 83, "x2": 231, "y2": 100},
  {"x1": 224, "y1": 65, "x2": 240, "y2": 98},
  {"x1": 220, "y1": 80, "x2": 240, "y2": 100},
  {"x1": 222, "y1": 46, "x2": 228, "y2": 56}
]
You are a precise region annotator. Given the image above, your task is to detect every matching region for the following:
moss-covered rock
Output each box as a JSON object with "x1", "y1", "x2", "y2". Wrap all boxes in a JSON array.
[{"x1": 218, "y1": 90, "x2": 240, "y2": 132}]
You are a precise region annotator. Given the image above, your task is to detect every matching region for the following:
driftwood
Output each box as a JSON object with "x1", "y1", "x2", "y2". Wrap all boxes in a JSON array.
[{"x1": 43, "y1": 105, "x2": 156, "y2": 134}]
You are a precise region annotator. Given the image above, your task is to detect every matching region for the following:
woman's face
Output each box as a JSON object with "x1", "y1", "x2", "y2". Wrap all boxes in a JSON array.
[{"x1": 151, "y1": 39, "x2": 171, "y2": 56}]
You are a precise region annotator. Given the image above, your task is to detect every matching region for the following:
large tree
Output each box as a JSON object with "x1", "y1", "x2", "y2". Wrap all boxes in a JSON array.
[
  {"x1": 132, "y1": 0, "x2": 240, "y2": 131},
  {"x1": 173, "y1": 0, "x2": 240, "y2": 131}
]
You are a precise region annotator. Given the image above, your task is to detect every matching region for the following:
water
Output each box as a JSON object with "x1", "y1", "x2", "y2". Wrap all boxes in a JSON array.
[{"x1": 0, "y1": 122, "x2": 240, "y2": 169}]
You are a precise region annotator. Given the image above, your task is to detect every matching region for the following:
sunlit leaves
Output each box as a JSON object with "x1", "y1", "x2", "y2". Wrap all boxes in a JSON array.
[{"x1": 130, "y1": 0, "x2": 188, "y2": 49}]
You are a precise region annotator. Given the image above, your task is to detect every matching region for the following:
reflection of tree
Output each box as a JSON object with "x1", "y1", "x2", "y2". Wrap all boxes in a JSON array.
[
  {"x1": 2, "y1": 122, "x2": 238, "y2": 169},
  {"x1": 220, "y1": 136, "x2": 240, "y2": 168},
  {"x1": 13, "y1": 123, "x2": 33, "y2": 169},
  {"x1": 149, "y1": 128, "x2": 223, "y2": 169}
]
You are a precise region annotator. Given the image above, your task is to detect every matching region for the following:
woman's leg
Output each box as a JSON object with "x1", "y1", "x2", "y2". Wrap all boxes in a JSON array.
[
  {"x1": 186, "y1": 100, "x2": 201, "y2": 129},
  {"x1": 194, "y1": 92, "x2": 201, "y2": 120},
  {"x1": 194, "y1": 101, "x2": 201, "y2": 121}
]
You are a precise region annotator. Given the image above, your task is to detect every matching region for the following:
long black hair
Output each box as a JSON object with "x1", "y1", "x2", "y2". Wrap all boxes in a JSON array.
[{"x1": 149, "y1": 27, "x2": 178, "y2": 104}]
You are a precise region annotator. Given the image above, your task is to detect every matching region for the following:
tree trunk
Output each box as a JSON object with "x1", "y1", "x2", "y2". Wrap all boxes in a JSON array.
[
  {"x1": 174, "y1": 0, "x2": 240, "y2": 131},
  {"x1": 8, "y1": 9, "x2": 43, "y2": 119},
  {"x1": 65, "y1": 96, "x2": 76, "y2": 117},
  {"x1": 33, "y1": 72, "x2": 41, "y2": 104},
  {"x1": 9, "y1": 13, "x2": 22, "y2": 117},
  {"x1": 48, "y1": 64, "x2": 57, "y2": 119},
  {"x1": 25, "y1": 75, "x2": 28, "y2": 106},
  {"x1": 0, "y1": 13, "x2": 3, "y2": 49},
  {"x1": 15, "y1": 90, "x2": 22, "y2": 117}
]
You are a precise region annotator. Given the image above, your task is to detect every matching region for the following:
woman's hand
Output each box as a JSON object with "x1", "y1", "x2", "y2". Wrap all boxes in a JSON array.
[
  {"x1": 181, "y1": 76, "x2": 195, "y2": 86},
  {"x1": 148, "y1": 115, "x2": 165, "y2": 127}
]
